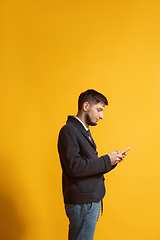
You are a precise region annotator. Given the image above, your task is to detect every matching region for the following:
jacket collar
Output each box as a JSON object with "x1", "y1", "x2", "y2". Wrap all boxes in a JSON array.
[
  {"x1": 74, "y1": 116, "x2": 89, "y2": 131},
  {"x1": 66, "y1": 116, "x2": 96, "y2": 150}
]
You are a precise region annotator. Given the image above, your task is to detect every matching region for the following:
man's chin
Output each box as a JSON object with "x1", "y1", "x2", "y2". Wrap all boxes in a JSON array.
[{"x1": 86, "y1": 114, "x2": 97, "y2": 126}]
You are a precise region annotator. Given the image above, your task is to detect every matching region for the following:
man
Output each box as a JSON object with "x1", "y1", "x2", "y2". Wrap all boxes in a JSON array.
[{"x1": 58, "y1": 89, "x2": 126, "y2": 240}]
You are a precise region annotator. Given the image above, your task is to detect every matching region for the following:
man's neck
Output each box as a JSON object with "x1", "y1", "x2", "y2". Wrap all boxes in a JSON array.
[{"x1": 76, "y1": 114, "x2": 89, "y2": 129}]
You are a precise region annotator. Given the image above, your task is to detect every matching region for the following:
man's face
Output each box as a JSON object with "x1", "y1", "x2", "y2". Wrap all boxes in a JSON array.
[{"x1": 85, "y1": 102, "x2": 105, "y2": 126}]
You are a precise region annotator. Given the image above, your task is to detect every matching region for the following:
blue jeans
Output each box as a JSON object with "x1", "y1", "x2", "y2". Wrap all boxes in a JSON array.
[{"x1": 65, "y1": 201, "x2": 101, "y2": 240}]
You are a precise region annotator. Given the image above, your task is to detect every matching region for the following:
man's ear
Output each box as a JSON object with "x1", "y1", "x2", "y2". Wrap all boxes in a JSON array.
[{"x1": 83, "y1": 102, "x2": 90, "y2": 112}]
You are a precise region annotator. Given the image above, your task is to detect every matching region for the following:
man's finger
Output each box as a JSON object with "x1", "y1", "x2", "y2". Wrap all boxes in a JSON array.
[{"x1": 117, "y1": 154, "x2": 123, "y2": 159}]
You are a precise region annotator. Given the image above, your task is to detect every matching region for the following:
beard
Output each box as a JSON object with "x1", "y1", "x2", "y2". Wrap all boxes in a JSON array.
[{"x1": 86, "y1": 113, "x2": 97, "y2": 126}]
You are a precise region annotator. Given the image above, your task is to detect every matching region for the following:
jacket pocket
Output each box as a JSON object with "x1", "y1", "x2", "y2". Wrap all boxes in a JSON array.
[{"x1": 81, "y1": 179, "x2": 97, "y2": 193}]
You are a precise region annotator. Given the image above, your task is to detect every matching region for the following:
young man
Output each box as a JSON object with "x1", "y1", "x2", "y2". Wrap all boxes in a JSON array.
[{"x1": 58, "y1": 89, "x2": 126, "y2": 240}]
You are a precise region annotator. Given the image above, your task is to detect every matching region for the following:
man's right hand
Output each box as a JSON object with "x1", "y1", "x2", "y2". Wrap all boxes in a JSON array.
[{"x1": 108, "y1": 151, "x2": 125, "y2": 165}]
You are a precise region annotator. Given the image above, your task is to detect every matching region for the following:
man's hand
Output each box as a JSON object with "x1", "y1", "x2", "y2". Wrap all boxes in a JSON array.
[{"x1": 108, "y1": 151, "x2": 126, "y2": 165}]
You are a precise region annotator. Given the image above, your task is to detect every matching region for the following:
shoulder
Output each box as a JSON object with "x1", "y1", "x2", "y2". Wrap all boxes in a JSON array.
[
  {"x1": 58, "y1": 116, "x2": 86, "y2": 141},
  {"x1": 59, "y1": 121, "x2": 78, "y2": 138},
  {"x1": 58, "y1": 122, "x2": 80, "y2": 149}
]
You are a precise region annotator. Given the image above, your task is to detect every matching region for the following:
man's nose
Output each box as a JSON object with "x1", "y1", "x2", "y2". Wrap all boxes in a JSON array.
[{"x1": 99, "y1": 112, "x2": 103, "y2": 119}]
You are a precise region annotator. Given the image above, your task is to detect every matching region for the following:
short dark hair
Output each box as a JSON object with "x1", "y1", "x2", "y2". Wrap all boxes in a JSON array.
[{"x1": 78, "y1": 89, "x2": 108, "y2": 111}]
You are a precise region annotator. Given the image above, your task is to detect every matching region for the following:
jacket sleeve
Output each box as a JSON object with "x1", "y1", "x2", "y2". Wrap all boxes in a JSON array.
[{"x1": 58, "y1": 126, "x2": 115, "y2": 178}]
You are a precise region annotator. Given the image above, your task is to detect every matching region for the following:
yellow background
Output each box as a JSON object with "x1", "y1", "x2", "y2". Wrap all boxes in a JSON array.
[{"x1": 1, "y1": 0, "x2": 160, "y2": 239}]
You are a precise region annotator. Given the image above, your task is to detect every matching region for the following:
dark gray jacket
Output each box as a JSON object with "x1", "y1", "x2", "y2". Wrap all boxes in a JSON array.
[{"x1": 58, "y1": 116, "x2": 116, "y2": 204}]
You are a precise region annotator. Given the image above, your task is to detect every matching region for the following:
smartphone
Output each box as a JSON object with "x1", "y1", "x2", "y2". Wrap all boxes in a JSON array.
[{"x1": 121, "y1": 147, "x2": 131, "y2": 155}]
